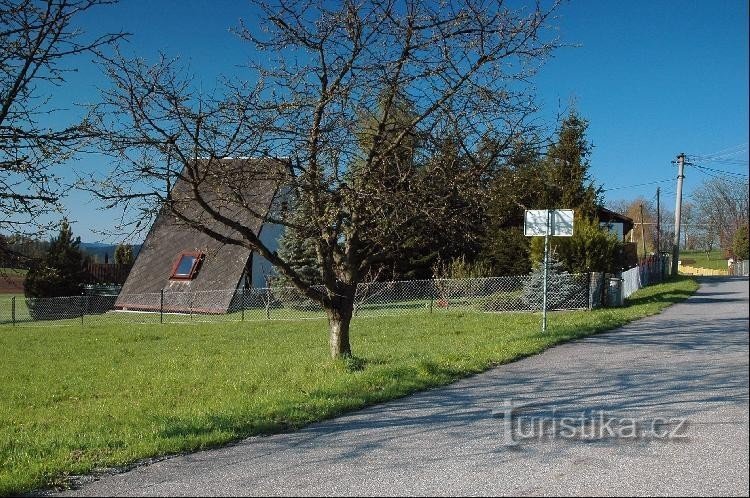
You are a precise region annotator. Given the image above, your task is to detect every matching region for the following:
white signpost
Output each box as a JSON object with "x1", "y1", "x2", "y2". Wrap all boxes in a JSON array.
[
  {"x1": 524, "y1": 209, "x2": 574, "y2": 332},
  {"x1": 524, "y1": 209, "x2": 574, "y2": 236}
]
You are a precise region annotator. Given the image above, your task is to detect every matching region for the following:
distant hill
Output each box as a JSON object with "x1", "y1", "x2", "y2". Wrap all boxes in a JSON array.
[
  {"x1": 80, "y1": 243, "x2": 142, "y2": 264},
  {"x1": 1, "y1": 238, "x2": 142, "y2": 268}
]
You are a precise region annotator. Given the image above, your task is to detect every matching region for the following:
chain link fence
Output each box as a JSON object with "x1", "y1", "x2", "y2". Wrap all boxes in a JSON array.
[
  {"x1": 2, "y1": 261, "x2": 687, "y2": 328},
  {"x1": 622, "y1": 256, "x2": 671, "y2": 300},
  {"x1": 1, "y1": 273, "x2": 607, "y2": 328},
  {"x1": 729, "y1": 260, "x2": 749, "y2": 276}
]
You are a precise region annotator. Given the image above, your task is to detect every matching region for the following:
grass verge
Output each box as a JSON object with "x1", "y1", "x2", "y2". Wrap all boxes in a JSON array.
[
  {"x1": 0, "y1": 276, "x2": 698, "y2": 494},
  {"x1": 679, "y1": 249, "x2": 729, "y2": 270}
]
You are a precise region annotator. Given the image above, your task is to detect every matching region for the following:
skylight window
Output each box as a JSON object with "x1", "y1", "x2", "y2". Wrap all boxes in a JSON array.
[{"x1": 170, "y1": 252, "x2": 203, "y2": 280}]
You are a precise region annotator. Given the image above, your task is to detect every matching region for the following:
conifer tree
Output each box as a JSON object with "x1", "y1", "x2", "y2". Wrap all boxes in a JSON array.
[
  {"x1": 24, "y1": 220, "x2": 86, "y2": 298},
  {"x1": 273, "y1": 197, "x2": 322, "y2": 287},
  {"x1": 522, "y1": 253, "x2": 579, "y2": 310},
  {"x1": 544, "y1": 110, "x2": 599, "y2": 217},
  {"x1": 480, "y1": 138, "x2": 545, "y2": 274}
]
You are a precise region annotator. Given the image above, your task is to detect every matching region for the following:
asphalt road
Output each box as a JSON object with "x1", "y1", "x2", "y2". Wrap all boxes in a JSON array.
[{"x1": 59, "y1": 277, "x2": 749, "y2": 496}]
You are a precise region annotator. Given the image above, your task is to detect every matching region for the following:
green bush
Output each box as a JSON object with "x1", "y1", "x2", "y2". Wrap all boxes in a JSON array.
[
  {"x1": 114, "y1": 243, "x2": 135, "y2": 265},
  {"x1": 23, "y1": 221, "x2": 86, "y2": 299},
  {"x1": 733, "y1": 224, "x2": 749, "y2": 260},
  {"x1": 522, "y1": 255, "x2": 581, "y2": 310}
]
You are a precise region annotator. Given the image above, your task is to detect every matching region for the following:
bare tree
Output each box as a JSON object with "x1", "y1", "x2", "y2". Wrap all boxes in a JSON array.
[
  {"x1": 92, "y1": 0, "x2": 561, "y2": 358},
  {"x1": 680, "y1": 201, "x2": 694, "y2": 250},
  {"x1": 611, "y1": 197, "x2": 657, "y2": 256},
  {"x1": 692, "y1": 177, "x2": 749, "y2": 256},
  {"x1": 0, "y1": 0, "x2": 125, "y2": 239}
]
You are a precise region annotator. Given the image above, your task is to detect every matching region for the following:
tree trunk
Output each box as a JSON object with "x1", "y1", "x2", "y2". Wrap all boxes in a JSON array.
[{"x1": 326, "y1": 285, "x2": 356, "y2": 358}]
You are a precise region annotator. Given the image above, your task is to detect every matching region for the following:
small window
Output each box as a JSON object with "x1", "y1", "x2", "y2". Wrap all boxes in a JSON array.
[{"x1": 170, "y1": 251, "x2": 203, "y2": 280}]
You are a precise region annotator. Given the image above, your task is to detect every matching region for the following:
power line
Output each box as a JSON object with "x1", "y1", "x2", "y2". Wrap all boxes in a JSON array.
[
  {"x1": 693, "y1": 157, "x2": 749, "y2": 166},
  {"x1": 691, "y1": 143, "x2": 749, "y2": 160},
  {"x1": 690, "y1": 166, "x2": 725, "y2": 183},
  {"x1": 601, "y1": 178, "x2": 673, "y2": 192},
  {"x1": 692, "y1": 154, "x2": 748, "y2": 163},
  {"x1": 691, "y1": 163, "x2": 749, "y2": 178}
]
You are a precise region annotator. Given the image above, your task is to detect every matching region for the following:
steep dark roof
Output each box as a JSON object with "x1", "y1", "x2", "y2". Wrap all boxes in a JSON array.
[
  {"x1": 597, "y1": 206, "x2": 634, "y2": 234},
  {"x1": 115, "y1": 158, "x2": 285, "y2": 313}
]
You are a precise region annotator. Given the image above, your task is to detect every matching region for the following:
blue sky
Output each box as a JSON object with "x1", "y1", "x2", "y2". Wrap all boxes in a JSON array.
[{"x1": 35, "y1": 0, "x2": 750, "y2": 242}]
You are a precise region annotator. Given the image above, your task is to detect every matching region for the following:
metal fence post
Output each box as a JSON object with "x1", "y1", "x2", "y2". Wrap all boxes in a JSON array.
[
  {"x1": 11, "y1": 296, "x2": 16, "y2": 326},
  {"x1": 241, "y1": 288, "x2": 245, "y2": 322},
  {"x1": 160, "y1": 289, "x2": 164, "y2": 324},
  {"x1": 429, "y1": 279, "x2": 434, "y2": 313},
  {"x1": 542, "y1": 212, "x2": 550, "y2": 333},
  {"x1": 265, "y1": 286, "x2": 271, "y2": 320},
  {"x1": 80, "y1": 294, "x2": 85, "y2": 327},
  {"x1": 588, "y1": 272, "x2": 593, "y2": 310}
]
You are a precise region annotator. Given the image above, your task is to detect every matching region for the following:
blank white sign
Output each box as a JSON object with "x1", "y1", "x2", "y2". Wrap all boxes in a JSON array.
[{"x1": 524, "y1": 209, "x2": 574, "y2": 237}]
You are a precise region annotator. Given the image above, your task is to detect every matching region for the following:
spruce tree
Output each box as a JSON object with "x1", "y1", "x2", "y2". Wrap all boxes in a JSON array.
[
  {"x1": 395, "y1": 134, "x2": 487, "y2": 279},
  {"x1": 273, "y1": 199, "x2": 321, "y2": 287},
  {"x1": 480, "y1": 137, "x2": 546, "y2": 274},
  {"x1": 23, "y1": 220, "x2": 86, "y2": 298},
  {"x1": 521, "y1": 111, "x2": 618, "y2": 275},
  {"x1": 522, "y1": 252, "x2": 579, "y2": 310},
  {"x1": 544, "y1": 110, "x2": 599, "y2": 217},
  {"x1": 350, "y1": 88, "x2": 422, "y2": 279}
]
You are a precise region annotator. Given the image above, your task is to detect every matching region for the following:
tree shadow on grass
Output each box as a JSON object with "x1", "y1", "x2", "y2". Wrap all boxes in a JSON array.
[
  {"x1": 64, "y1": 276, "x2": 747, "y2": 491},
  {"x1": 625, "y1": 288, "x2": 695, "y2": 307}
]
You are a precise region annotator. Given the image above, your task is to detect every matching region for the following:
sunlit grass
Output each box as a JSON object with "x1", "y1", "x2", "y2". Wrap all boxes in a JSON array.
[
  {"x1": 0, "y1": 276, "x2": 698, "y2": 494},
  {"x1": 680, "y1": 249, "x2": 729, "y2": 270}
]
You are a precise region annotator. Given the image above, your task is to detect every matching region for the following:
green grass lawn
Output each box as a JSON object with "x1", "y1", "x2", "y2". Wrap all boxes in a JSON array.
[
  {"x1": 0, "y1": 268, "x2": 27, "y2": 277},
  {"x1": 0, "y1": 276, "x2": 698, "y2": 494},
  {"x1": 0, "y1": 295, "x2": 24, "y2": 322},
  {"x1": 680, "y1": 249, "x2": 729, "y2": 270}
]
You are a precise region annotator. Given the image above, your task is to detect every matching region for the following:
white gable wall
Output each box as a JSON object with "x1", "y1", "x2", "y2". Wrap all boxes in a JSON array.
[{"x1": 251, "y1": 222, "x2": 283, "y2": 288}]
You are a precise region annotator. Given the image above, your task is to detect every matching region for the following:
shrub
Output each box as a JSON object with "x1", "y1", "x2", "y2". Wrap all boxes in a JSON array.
[
  {"x1": 522, "y1": 254, "x2": 580, "y2": 310},
  {"x1": 114, "y1": 243, "x2": 135, "y2": 265},
  {"x1": 732, "y1": 224, "x2": 749, "y2": 260},
  {"x1": 24, "y1": 221, "x2": 86, "y2": 299}
]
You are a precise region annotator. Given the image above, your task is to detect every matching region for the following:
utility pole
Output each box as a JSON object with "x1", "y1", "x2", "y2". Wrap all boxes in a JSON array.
[
  {"x1": 656, "y1": 187, "x2": 661, "y2": 254},
  {"x1": 542, "y1": 209, "x2": 550, "y2": 333},
  {"x1": 656, "y1": 186, "x2": 663, "y2": 279},
  {"x1": 671, "y1": 153, "x2": 686, "y2": 276},
  {"x1": 639, "y1": 203, "x2": 647, "y2": 259}
]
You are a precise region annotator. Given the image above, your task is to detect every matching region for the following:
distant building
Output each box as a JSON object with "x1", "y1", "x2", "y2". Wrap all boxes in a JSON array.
[
  {"x1": 115, "y1": 158, "x2": 285, "y2": 313},
  {"x1": 597, "y1": 206, "x2": 638, "y2": 268},
  {"x1": 597, "y1": 206, "x2": 634, "y2": 242}
]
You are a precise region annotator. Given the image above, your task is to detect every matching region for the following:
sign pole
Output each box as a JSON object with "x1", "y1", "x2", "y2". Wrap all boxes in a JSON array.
[
  {"x1": 542, "y1": 210, "x2": 550, "y2": 333},
  {"x1": 525, "y1": 208, "x2": 574, "y2": 334}
]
